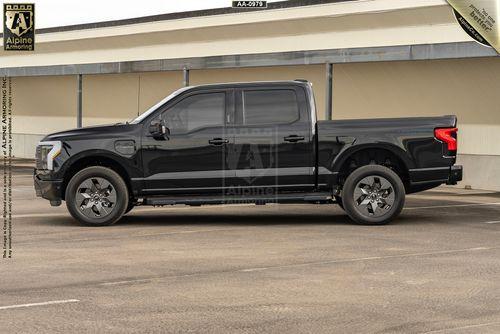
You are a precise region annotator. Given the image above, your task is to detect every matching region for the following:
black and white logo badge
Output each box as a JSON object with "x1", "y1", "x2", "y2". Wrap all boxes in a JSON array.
[{"x1": 3, "y1": 3, "x2": 35, "y2": 51}]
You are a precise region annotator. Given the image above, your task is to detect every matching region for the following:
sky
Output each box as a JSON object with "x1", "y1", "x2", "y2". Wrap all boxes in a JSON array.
[{"x1": 1, "y1": 0, "x2": 285, "y2": 31}]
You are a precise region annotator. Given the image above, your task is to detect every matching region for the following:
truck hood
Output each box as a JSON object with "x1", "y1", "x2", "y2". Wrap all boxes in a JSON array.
[{"x1": 42, "y1": 123, "x2": 139, "y2": 142}]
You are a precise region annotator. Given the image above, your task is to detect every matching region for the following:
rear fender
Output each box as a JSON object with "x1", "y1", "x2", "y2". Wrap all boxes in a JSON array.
[{"x1": 331, "y1": 142, "x2": 414, "y2": 174}]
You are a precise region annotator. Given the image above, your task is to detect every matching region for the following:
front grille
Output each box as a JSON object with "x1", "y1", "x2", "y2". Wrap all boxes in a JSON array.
[{"x1": 35, "y1": 146, "x2": 43, "y2": 169}]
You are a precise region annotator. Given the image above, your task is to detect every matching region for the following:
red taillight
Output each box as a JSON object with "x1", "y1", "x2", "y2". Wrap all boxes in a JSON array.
[{"x1": 434, "y1": 127, "x2": 458, "y2": 151}]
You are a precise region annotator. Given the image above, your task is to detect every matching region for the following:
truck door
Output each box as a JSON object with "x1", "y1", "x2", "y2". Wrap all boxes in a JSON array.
[
  {"x1": 226, "y1": 84, "x2": 315, "y2": 193},
  {"x1": 140, "y1": 89, "x2": 233, "y2": 194}
]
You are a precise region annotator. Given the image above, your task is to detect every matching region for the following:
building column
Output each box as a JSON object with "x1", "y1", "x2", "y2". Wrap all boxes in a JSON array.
[
  {"x1": 77, "y1": 74, "x2": 82, "y2": 128},
  {"x1": 325, "y1": 63, "x2": 333, "y2": 120},
  {"x1": 183, "y1": 66, "x2": 190, "y2": 86}
]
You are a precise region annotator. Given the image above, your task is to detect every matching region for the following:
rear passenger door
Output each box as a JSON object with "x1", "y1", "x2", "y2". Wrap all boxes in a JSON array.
[{"x1": 227, "y1": 85, "x2": 315, "y2": 193}]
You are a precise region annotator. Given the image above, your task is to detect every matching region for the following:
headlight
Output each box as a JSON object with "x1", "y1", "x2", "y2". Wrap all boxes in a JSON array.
[{"x1": 36, "y1": 141, "x2": 62, "y2": 170}]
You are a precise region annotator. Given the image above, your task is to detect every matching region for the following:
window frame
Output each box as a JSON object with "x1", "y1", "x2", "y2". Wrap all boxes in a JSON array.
[
  {"x1": 153, "y1": 89, "x2": 229, "y2": 135},
  {"x1": 234, "y1": 86, "x2": 304, "y2": 127}
]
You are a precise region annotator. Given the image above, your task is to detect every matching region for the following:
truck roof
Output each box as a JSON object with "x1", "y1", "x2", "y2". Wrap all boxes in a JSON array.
[{"x1": 185, "y1": 80, "x2": 311, "y2": 90}]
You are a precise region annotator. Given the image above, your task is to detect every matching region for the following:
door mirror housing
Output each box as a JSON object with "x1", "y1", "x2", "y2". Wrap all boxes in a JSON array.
[{"x1": 149, "y1": 119, "x2": 170, "y2": 140}]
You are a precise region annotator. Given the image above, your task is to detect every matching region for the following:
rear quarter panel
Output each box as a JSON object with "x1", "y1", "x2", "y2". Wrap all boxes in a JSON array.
[{"x1": 317, "y1": 116, "x2": 457, "y2": 185}]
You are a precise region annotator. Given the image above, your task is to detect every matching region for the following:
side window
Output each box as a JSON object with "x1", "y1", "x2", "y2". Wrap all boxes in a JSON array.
[
  {"x1": 162, "y1": 92, "x2": 225, "y2": 134},
  {"x1": 242, "y1": 89, "x2": 299, "y2": 125}
]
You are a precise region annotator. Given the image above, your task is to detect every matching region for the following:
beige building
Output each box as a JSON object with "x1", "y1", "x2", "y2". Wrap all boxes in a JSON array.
[{"x1": 1, "y1": 0, "x2": 499, "y2": 190}]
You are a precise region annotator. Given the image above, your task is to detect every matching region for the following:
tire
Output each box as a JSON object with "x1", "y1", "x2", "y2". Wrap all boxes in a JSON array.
[
  {"x1": 65, "y1": 166, "x2": 129, "y2": 226},
  {"x1": 341, "y1": 165, "x2": 405, "y2": 225},
  {"x1": 334, "y1": 195, "x2": 344, "y2": 210}
]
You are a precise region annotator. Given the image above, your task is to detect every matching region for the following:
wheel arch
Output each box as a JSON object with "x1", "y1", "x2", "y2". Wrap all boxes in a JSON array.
[
  {"x1": 61, "y1": 151, "x2": 132, "y2": 200},
  {"x1": 332, "y1": 143, "x2": 412, "y2": 189}
]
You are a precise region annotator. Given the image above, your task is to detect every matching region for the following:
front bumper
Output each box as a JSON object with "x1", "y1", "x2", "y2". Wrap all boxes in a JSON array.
[{"x1": 34, "y1": 171, "x2": 63, "y2": 204}]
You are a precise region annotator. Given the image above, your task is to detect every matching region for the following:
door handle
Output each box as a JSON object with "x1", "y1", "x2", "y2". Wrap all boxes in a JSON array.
[
  {"x1": 284, "y1": 135, "x2": 305, "y2": 143},
  {"x1": 208, "y1": 138, "x2": 229, "y2": 146}
]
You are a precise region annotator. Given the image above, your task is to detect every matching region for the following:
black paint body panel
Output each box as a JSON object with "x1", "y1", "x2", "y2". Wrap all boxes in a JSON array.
[{"x1": 317, "y1": 115, "x2": 458, "y2": 192}]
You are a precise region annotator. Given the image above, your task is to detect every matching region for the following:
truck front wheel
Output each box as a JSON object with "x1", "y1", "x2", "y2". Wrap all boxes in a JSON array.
[
  {"x1": 65, "y1": 166, "x2": 129, "y2": 226},
  {"x1": 341, "y1": 165, "x2": 405, "y2": 225}
]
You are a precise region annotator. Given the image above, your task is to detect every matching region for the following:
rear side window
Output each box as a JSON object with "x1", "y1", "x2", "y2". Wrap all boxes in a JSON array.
[
  {"x1": 162, "y1": 92, "x2": 225, "y2": 134},
  {"x1": 242, "y1": 89, "x2": 299, "y2": 125}
]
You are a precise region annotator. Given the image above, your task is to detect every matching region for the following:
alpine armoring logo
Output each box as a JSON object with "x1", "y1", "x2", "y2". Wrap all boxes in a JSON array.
[{"x1": 3, "y1": 3, "x2": 35, "y2": 51}]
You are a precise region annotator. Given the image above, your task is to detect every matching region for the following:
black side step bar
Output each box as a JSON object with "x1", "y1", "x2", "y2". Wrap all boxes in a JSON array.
[{"x1": 144, "y1": 192, "x2": 333, "y2": 206}]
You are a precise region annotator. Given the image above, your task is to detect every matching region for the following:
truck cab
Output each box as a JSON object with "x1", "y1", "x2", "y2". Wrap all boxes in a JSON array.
[{"x1": 138, "y1": 81, "x2": 315, "y2": 194}]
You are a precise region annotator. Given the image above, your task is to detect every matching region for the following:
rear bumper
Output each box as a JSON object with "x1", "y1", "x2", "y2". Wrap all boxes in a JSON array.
[
  {"x1": 34, "y1": 171, "x2": 63, "y2": 203},
  {"x1": 446, "y1": 165, "x2": 463, "y2": 185},
  {"x1": 407, "y1": 165, "x2": 462, "y2": 193}
]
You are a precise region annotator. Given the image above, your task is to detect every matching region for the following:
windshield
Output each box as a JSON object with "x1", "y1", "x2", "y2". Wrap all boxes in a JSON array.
[{"x1": 130, "y1": 86, "x2": 191, "y2": 124}]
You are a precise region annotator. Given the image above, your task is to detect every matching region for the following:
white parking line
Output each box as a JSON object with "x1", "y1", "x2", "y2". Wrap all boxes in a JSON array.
[
  {"x1": 0, "y1": 299, "x2": 79, "y2": 311},
  {"x1": 12, "y1": 213, "x2": 69, "y2": 219},
  {"x1": 421, "y1": 321, "x2": 500, "y2": 333},
  {"x1": 405, "y1": 202, "x2": 500, "y2": 210},
  {"x1": 59, "y1": 228, "x2": 239, "y2": 243},
  {"x1": 11, "y1": 204, "x2": 255, "y2": 219},
  {"x1": 484, "y1": 220, "x2": 500, "y2": 224},
  {"x1": 100, "y1": 279, "x2": 151, "y2": 286},
  {"x1": 16, "y1": 228, "x2": 241, "y2": 246},
  {"x1": 98, "y1": 246, "x2": 496, "y2": 287},
  {"x1": 236, "y1": 246, "x2": 492, "y2": 273}
]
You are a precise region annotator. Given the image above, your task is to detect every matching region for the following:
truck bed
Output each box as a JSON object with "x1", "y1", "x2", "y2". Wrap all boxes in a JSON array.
[{"x1": 316, "y1": 115, "x2": 458, "y2": 192}]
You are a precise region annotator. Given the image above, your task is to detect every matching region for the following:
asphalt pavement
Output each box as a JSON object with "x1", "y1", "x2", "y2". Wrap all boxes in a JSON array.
[{"x1": 1, "y1": 168, "x2": 500, "y2": 333}]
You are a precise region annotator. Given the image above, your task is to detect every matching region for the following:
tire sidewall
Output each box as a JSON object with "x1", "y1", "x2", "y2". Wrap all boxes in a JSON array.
[
  {"x1": 65, "y1": 166, "x2": 128, "y2": 226},
  {"x1": 341, "y1": 165, "x2": 405, "y2": 225}
]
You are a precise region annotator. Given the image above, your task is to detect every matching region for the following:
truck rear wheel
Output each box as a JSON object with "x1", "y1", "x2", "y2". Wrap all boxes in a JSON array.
[
  {"x1": 65, "y1": 166, "x2": 129, "y2": 226},
  {"x1": 341, "y1": 165, "x2": 405, "y2": 225}
]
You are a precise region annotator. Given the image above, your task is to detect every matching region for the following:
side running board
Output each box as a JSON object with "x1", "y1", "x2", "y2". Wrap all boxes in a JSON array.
[{"x1": 144, "y1": 192, "x2": 333, "y2": 206}]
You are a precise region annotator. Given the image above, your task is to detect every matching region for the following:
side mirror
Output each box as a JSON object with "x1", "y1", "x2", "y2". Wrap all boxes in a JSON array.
[{"x1": 149, "y1": 119, "x2": 170, "y2": 140}]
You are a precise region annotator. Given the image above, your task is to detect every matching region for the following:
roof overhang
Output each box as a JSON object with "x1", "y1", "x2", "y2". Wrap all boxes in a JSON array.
[{"x1": 0, "y1": 0, "x2": 497, "y2": 75}]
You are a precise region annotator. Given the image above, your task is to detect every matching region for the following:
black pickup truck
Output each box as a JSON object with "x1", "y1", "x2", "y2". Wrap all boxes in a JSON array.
[{"x1": 34, "y1": 80, "x2": 462, "y2": 226}]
